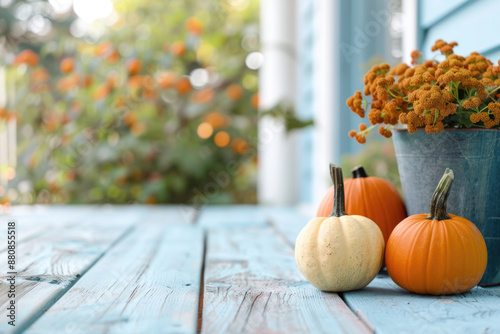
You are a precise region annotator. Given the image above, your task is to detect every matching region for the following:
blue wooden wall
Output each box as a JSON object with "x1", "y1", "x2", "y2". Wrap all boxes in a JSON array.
[
  {"x1": 337, "y1": 0, "x2": 397, "y2": 156},
  {"x1": 419, "y1": 0, "x2": 500, "y2": 61},
  {"x1": 296, "y1": 0, "x2": 396, "y2": 203}
]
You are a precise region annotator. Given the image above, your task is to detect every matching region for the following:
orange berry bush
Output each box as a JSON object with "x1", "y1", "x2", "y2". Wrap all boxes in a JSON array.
[
  {"x1": 7, "y1": 1, "x2": 268, "y2": 205},
  {"x1": 347, "y1": 39, "x2": 500, "y2": 143}
]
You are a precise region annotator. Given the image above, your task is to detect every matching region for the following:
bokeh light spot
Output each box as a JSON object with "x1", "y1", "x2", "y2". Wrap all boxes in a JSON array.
[
  {"x1": 6, "y1": 167, "x2": 15, "y2": 180},
  {"x1": 214, "y1": 131, "x2": 230, "y2": 147},
  {"x1": 190, "y1": 68, "x2": 209, "y2": 88},
  {"x1": 197, "y1": 122, "x2": 213, "y2": 139},
  {"x1": 245, "y1": 52, "x2": 263, "y2": 70},
  {"x1": 73, "y1": 0, "x2": 113, "y2": 23}
]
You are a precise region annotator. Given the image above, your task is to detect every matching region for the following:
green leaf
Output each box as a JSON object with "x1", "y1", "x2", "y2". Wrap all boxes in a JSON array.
[{"x1": 260, "y1": 102, "x2": 314, "y2": 132}]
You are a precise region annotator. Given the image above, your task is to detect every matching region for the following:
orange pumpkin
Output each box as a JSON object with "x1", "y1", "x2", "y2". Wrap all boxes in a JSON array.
[
  {"x1": 385, "y1": 168, "x2": 487, "y2": 295},
  {"x1": 317, "y1": 166, "x2": 406, "y2": 243}
]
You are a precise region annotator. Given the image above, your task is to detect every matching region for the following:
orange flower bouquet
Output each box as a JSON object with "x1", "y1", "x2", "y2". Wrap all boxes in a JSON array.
[{"x1": 346, "y1": 39, "x2": 500, "y2": 143}]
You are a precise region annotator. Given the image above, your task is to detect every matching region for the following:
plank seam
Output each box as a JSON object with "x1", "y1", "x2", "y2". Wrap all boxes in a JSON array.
[
  {"x1": 197, "y1": 230, "x2": 207, "y2": 334},
  {"x1": 338, "y1": 292, "x2": 375, "y2": 334},
  {"x1": 355, "y1": 309, "x2": 375, "y2": 333},
  {"x1": 13, "y1": 224, "x2": 137, "y2": 334}
]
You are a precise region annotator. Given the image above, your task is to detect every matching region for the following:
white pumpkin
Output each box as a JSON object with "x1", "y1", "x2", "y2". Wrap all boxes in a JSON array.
[{"x1": 295, "y1": 164, "x2": 385, "y2": 292}]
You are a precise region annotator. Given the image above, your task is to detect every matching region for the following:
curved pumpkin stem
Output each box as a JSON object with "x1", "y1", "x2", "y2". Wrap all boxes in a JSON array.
[
  {"x1": 351, "y1": 165, "x2": 368, "y2": 178},
  {"x1": 329, "y1": 163, "x2": 347, "y2": 217},
  {"x1": 426, "y1": 168, "x2": 454, "y2": 221}
]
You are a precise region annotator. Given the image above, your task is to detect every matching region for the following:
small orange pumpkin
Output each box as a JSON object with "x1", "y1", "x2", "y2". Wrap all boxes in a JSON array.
[
  {"x1": 317, "y1": 166, "x2": 406, "y2": 243},
  {"x1": 385, "y1": 168, "x2": 487, "y2": 295}
]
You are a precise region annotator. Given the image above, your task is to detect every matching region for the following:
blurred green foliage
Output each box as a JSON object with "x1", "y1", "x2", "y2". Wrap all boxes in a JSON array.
[{"x1": 4, "y1": 0, "x2": 273, "y2": 205}]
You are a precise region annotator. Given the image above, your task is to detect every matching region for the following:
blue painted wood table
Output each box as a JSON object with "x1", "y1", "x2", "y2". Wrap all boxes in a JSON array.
[{"x1": 0, "y1": 205, "x2": 499, "y2": 334}]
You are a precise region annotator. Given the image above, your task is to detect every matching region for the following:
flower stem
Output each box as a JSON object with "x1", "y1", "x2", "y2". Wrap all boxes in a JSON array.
[
  {"x1": 487, "y1": 85, "x2": 500, "y2": 97},
  {"x1": 386, "y1": 88, "x2": 399, "y2": 99},
  {"x1": 426, "y1": 168, "x2": 454, "y2": 220},
  {"x1": 329, "y1": 163, "x2": 347, "y2": 217}
]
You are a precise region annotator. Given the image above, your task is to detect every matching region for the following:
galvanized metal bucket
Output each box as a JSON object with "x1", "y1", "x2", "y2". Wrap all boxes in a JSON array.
[{"x1": 393, "y1": 128, "x2": 500, "y2": 286}]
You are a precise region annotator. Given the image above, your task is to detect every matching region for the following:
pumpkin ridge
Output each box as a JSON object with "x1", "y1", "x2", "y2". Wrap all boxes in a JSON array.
[
  {"x1": 387, "y1": 220, "x2": 407, "y2": 286},
  {"x1": 404, "y1": 220, "x2": 429, "y2": 292},
  {"x1": 442, "y1": 219, "x2": 451, "y2": 294},
  {"x1": 468, "y1": 219, "x2": 487, "y2": 278},
  {"x1": 336, "y1": 216, "x2": 350, "y2": 285},
  {"x1": 445, "y1": 218, "x2": 468, "y2": 293},
  {"x1": 454, "y1": 216, "x2": 487, "y2": 285},
  {"x1": 425, "y1": 219, "x2": 440, "y2": 294},
  {"x1": 466, "y1": 220, "x2": 481, "y2": 284},
  {"x1": 369, "y1": 177, "x2": 393, "y2": 243},
  {"x1": 471, "y1": 217, "x2": 486, "y2": 275},
  {"x1": 330, "y1": 217, "x2": 348, "y2": 288},
  {"x1": 356, "y1": 219, "x2": 369, "y2": 288},
  {"x1": 356, "y1": 217, "x2": 373, "y2": 288},
  {"x1": 345, "y1": 179, "x2": 354, "y2": 215},
  {"x1": 314, "y1": 219, "x2": 327, "y2": 287},
  {"x1": 360, "y1": 217, "x2": 383, "y2": 287}
]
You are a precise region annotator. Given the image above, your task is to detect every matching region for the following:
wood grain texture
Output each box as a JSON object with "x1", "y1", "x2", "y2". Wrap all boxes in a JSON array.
[
  {"x1": 343, "y1": 271, "x2": 500, "y2": 334},
  {"x1": 201, "y1": 227, "x2": 371, "y2": 334},
  {"x1": 25, "y1": 221, "x2": 204, "y2": 334},
  {"x1": 0, "y1": 206, "x2": 96, "y2": 252},
  {"x1": 135, "y1": 205, "x2": 198, "y2": 225},
  {"x1": 0, "y1": 206, "x2": 143, "y2": 334},
  {"x1": 198, "y1": 205, "x2": 273, "y2": 228},
  {"x1": 266, "y1": 206, "x2": 311, "y2": 247}
]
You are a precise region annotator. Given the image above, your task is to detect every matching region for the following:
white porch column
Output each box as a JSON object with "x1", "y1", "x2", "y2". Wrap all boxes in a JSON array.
[
  {"x1": 311, "y1": 0, "x2": 337, "y2": 206},
  {"x1": 257, "y1": 0, "x2": 297, "y2": 205},
  {"x1": 402, "y1": 0, "x2": 419, "y2": 64}
]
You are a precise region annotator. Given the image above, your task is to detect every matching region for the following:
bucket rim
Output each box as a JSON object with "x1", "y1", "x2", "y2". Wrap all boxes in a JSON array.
[{"x1": 393, "y1": 128, "x2": 500, "y2": 133}]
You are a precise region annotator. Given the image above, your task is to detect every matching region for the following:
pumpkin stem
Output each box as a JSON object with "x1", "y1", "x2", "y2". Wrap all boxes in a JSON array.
[
  {"x1": 351, "y1": 165, "x2": 368, "y2": 178},
  {"x1": 329, "y1": 163, "x2": 348, "y2": 217},
  {"x1": 426, "y1": 168, "x2": 454, "y2": 220}
]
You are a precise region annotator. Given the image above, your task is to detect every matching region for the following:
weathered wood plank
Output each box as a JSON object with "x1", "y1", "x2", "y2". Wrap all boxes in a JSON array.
[
  {"x1": 201, "y1": 227, "x2": 371, "y2": 334},
  {"x1": 343, "y1": 271, "x2": 500, "y2": 334},
  {"x1": 24, "y1": 222, "x2": 204, "y2": 334},
  {"x1": 198, "y1": 205, "x2": 272, "y2": 228},
  {"x1": 0, "y1": 206, "x2": 97, "y2": 252},
  {"x1": 266, "y1": 206, "x2": 312, "y2": 246},
  {"x1": 137, "y1": 205, "x2": 198, "y2": 225},
  {"x1": 0, "y1": 206, "x2": 144, "y2": 334}
]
